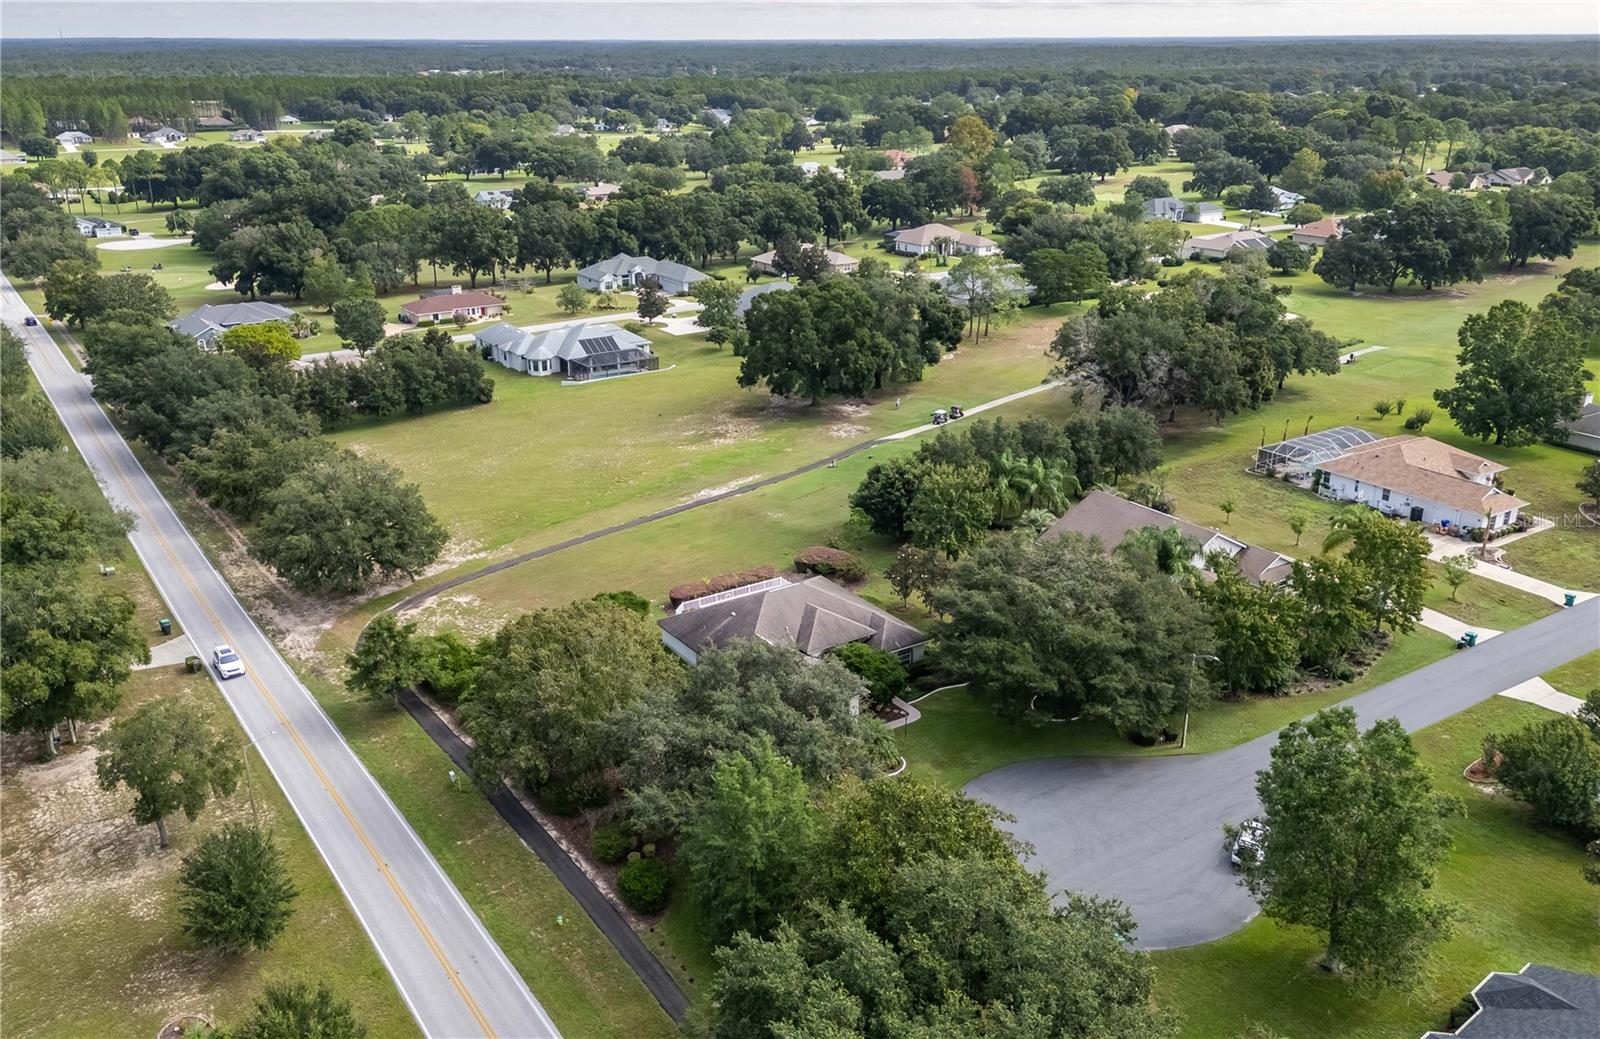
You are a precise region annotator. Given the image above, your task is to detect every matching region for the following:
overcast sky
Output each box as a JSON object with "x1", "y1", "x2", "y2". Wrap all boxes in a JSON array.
[{"x1": 3, "y1": 1, "x2": 1597, "y2": 41}]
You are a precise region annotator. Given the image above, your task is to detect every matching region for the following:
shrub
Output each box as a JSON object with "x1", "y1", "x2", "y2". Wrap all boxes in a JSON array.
[
  {"x1": 617, "y1": 855, "x2": 672, "y2": 913},
  {"x1": 668, "y1": 565, "x2": 779, "y2": 607},
  {"x1": 794, "y1": 545, "x2": 868, "y2": 582},
  {"x1": 536, "y1": 772, "x2": 609, "y2": 816},
  {"x1": 591, "y1": 822, "x2": 635, "y2": 864},
  {"x1": 592, "y1": 590, "x2": 651, "y2": 616},
  {"x1": 1404, "y1": 407, "x2": 1434, "y2": 432},
  {"x1": 829, "y1": 642, "x2": 908, "y2": 708}
]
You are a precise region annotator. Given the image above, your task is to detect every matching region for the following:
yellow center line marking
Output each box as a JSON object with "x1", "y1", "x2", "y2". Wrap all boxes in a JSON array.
[{"x1": 29, "y1": 322, "x2": 500, "y2": 1038}]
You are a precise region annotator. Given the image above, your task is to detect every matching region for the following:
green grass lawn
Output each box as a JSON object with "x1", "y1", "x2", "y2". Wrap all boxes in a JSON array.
[
  {"x1": 1543, "y1": 648, "x2": 1600, "y2": 697},
  {"x1": 1422, "y1": 563, "x2": 1558, "y2": 631},
  {"x1": 896, "y1": 628, "x2": 1456, "y2": 791},
  {"x1": 1153, "y1": 697, "x2": 1600, "y2": 1039}
]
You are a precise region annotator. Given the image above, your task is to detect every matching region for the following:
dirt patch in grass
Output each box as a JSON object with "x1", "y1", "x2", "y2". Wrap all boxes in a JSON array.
[
  {"x1": 829, "y1": 423, "x2": 869, "y2": 439},
  {"x1": 685, "y1": 475, "x2": 759, "y2": 502}
]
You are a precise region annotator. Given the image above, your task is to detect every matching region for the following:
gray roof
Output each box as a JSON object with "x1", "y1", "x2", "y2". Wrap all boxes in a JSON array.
[
  {"x1": 1042, "y1": 490, "x2": 1292, "y2": 585},
  {"x1": 168, "y1": 301, "x2": 295, "y2": 341},
  {"x1": 659, "y1": 575, "x2": 927, "y2": 659},
  {"x1": 1422, "y1": 965, "x2": 1600, "y2": 1039},
  {"x1": 1143, "y1": 196, "x2": 1189, "y2": 220},
  {"x1": 476, "y1": 320, "x2": 650, "y2": 363},
  {"x1": 577, "y1": 252, "x2": 709, "y2": 289},
  {"x1": 734, "y1": 280, "x2": 794, "y2": 318}
]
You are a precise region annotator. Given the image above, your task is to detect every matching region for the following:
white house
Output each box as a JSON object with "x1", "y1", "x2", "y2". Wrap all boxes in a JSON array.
[
  {"x1": 143, "y1": 127, "x2": 186, "y2": 145},
  {"x1": 279, "y1": 114, "x2": 301, "y2": 125},
  {"x1": 230, "y1": 129, "x2": 268, "y2": 143},
  {"x1": 56, "y1": 130, "x2": 93, "y2": 146},
  {"x1": 1315, "y1": 435, "x2": 1527, "y2": 533},
  {"x1": 576, "y1": 253, "x2": 709, "y2": 295},
  {"x1": 886, "y1": 222, "x2": 1000, "y2": 258},
  {"x1": 702, "y1": 107, "x2": 733, "y2": 127},
  {"x1": 1480, "y1": 166, "x2": 1553, "y2": 188},
  {"x1": 1291, "y1": 217, "x2": 1344, "y2": 248},
  {"x1": 553, "y1": 123, "x2": 577, "y2": 136},
  {"x1": 473, "y1": 189, "x2": 516, "y2": 210},
  {"x1": 1179, "y1": 229, "x2": 1274, "y2": 260},
  {"x1": 733, "y1": 280, "x2": 794, "y2": 319},
  {"x1": 582, "y1": 181, "x2": 622, "y2": 203},
  {"x1": 653, "y1": 118, "x2": 678, "y2": 133},
  {"x1": 1268, "y1": 185, "x2": 1305, "y2": 212},
  {"x1": 74, "y1": 216, "x2": 125, "y2": 238},
  {"x1": 1143, "y1": 197, "x2": 1224, "y2": 224},
  {"x1": 474, "y1": 321, "x2": 658, "y2": 381}
]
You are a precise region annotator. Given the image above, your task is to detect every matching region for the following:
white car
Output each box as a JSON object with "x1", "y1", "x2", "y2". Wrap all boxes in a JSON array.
[
  {"x1": 1230, "y1": 819, "x2": 1268, "y2": 868},
  {"x1": 212, "y1": 644, "x2": 245, "y2": 680}
]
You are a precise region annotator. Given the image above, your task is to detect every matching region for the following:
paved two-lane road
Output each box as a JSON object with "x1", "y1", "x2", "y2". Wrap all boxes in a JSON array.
[
  {"x1": 2, "y1": 275, "x2": 561, "y2": 1038},
  {"x1": 967, "y1": 597, "x2": 1600, "y2": 950}
]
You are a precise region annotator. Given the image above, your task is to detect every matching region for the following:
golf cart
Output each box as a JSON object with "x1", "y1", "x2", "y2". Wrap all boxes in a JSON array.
[
  {"x1": 931, "y1": 409, "x2": 948, "y2": 426},
  {"x1": 948, "y1": 404, "x2": 964, "y2": 420}
]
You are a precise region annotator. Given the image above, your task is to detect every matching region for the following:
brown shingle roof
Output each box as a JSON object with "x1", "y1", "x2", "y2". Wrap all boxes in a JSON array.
[
  {"x1": 1317, "y1": 436, "x2": 1527, "y2": 516},
  {"x1": 399, "y1": 290, "x2": 505, "y2": 317},
  {"x1": 1293, "y1": 216, "x2": 1344, "y2": 241},
  {"x1": 658, "y1": 575, "x2": 927, "y2": 659}
]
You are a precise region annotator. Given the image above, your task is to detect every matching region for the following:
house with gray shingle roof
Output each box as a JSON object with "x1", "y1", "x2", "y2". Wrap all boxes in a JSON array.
[
  {"x1": 657, "y1": 575, "x2": 928, "y2": 665},
  {"x1": 1421, "y1": 964, "x2": 1600, "y2": 1039},
  {"x1": 576, "y1": 253, "x2": 709, "y2": 296},
  {"x1": 168, "y1": 301, "x2": 296, "y2": 350},
  {"x1": 733, "y1": 280, "x2": 794, "y2": 319},
  {"x1": 474, "y1": 320, "x2": 657, "y2": 381}
]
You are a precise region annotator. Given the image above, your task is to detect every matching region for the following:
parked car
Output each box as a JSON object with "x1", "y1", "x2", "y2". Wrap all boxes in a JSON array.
[
  {"x1": 1229, "y1": 818, "x2": 1268, "y2": 867},
  {"x1": 212, "y1": 643, "x2": 245, "y2": 680}
]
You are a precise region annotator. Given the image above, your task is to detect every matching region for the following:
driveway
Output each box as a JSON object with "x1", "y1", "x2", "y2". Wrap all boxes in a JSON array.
[{"x1": 964, "y1": 597, "x2": 1600, "y2": 949}]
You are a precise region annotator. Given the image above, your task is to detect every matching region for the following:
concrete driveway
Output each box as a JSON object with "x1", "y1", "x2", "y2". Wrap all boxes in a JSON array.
[{"x1": 965, "y1": 598, "x2": 1600, "y2": 949}]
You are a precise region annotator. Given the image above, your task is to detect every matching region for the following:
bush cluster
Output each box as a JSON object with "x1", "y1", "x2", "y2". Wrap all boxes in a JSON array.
[
  {"x1": 668, "y1": 565, "x2": 779, "y2": 608},
  {"x1": 617, "y1": 854, "x2": 672, "y2": 914},
  {"x1": 793, "y1": 545, "x2": 868, "y2": 582}
]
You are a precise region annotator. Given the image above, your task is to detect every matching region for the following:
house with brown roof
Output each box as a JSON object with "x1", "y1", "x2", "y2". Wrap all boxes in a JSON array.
[
  {"x1": 1314, "y1": 435, "x2": 1527, "y2": 533},
  {"x1": 657, "y1": 575, "x2": 929, "y2": 665},
  {"x1": 886, "y1": 222, "x2": 999, "y2": 258},
  {"x1": 750, "y1": 243, "x2": 859, "y2": 275},
  {"x1": 1424, "y1": 170, "x2": 1458, "y2": 190},
  {"x1": 882, "y1": 149, "x2": 913, "y2": 169},
  {"x1": 1291, "y1": 216, "x2": 1345, "y2": 248},
  {"x1": 397, "y1": 285, "x2": 506, "y2": 324},
  {"x1": 1042, "y1": 490, "x2": 1294, "y2": 585},
  {"x1": 1179, "y1": 229, "x2": 1274, "y2": 261}
]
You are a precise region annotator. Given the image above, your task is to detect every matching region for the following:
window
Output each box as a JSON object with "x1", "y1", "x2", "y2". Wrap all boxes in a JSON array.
[
  {"x1": 1380, "y1": 488, "x2": 1390, "y2": 503},
  {"x1": 1502, "y1": 511, "x2": 1512, "y2": 527}
]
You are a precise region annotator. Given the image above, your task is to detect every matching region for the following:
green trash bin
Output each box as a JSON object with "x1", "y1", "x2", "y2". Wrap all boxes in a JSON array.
[
  {"x1": 158, "y1": 618, "x2": 172, "y2": 636},
  {"x1": 1463, "y1": 631, "x2": 1478, "y2": 648},
  {"x1": 1564, "y1": 592, "x2": 1577, "y2": 608}
]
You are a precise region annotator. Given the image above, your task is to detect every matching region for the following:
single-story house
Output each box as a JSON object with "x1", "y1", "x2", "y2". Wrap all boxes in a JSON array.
[
  {"x1": 882, "y1": 149, "x2": 913, "y2": 169},
  {"x1": 1163, "y1": 123, "x2": 1192, "y2": 136},
  {"x1": 230, "y1": 129, "x2": 268, "y2": 143},
  {"x1": 1268, "y1": 185, "x2": 1305, "y2": 212},
  {"x1": 653, "y1": 118, "x2": 678, "y2": 133},
  {"x1": 702, "y1": 107, "x2": 733, "y2": 127},
  {"x1": 1424, "y1": 170, "x2": 1457, "y2": 190},
  {"x1": 1314, "y1": 434, "x2": 1527, "y2": 532},
  {"x1": 1556, "y1": 394, "x2": 1600, "y2": 454},
  {"x1": 798, "y1": 161, "x2": 844, "y2": 179},
  {"x1": 1143, "y1": 197, "x2": 1224, "y2": 224},
  {"x1": 1253, "y1": 425, "x2": 1385, "y2": 477},
  {"x1": 871, "y1": 168, "x2": 907, "y2": 181},
  {"x1": 583, "y1": 181, "x2": 622, "y2": 203},
  {"x1": 658, "y1": 574, "x2": 929, "y2": 665},
  {"x1": 195, "y1": 115, "x2": 235, "y2": 131},
  {"x1": 1480, "y1": 166, "x2": 1552, "y2": 188},
  {"x1": 553, "y1": 123, "x2": 577, "y2": 136},
  {"x1": 750, "y1": 243, "x2": 858, "y2": 275},
  {"x1": 734, "y1": 280, "x2": 794, "y2": 319},
  {"x1": 279, "y1": 114, "x2": 301, "y2": 125},
  {"x1": 475, "y1": 320, "x2": 658, "y2": 380},
  {"x1": 1179, "y1": 229, "x2": 1274, "y2": 260},
  {"x1": 56, "y1": 130, "x2": 92, "y2": 146},
  {"x1": 397, "y1": 285, "x2": 506, "y2": 325},
  {"x1": 887, "y1": 222, "x2": 1000, "y2": 258},
  {"x1": 474, "y1": 188, "x2": 516, "y2": 210},
  {"x1": 1421, "y1": 963, "x2": 1599, "y2": 1039},
  {"x1": 1291, "y1": 216, "x2": 1345, "y2": 248},
  {"x1": 143, "y1": 127, "x2": 186, "y2": 145},
  {"x1": 1043, "y1": 490, "x2": 1294, "y2": 585},
  {"x1": 74, "y1": 216, "x2": 125, "y2": 238},
  {"x1": 576, "y1": 253, "x2": 709, "y2": 295},
  {"x1": 168, "y1": 301, "x2": 296, "y2": 350}
]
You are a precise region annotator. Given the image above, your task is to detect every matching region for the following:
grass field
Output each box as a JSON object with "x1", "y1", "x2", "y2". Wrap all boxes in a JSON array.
[
  {"x1": 896, "y1": 628, "x2": 1457, "y2": 790},
  {"x1": 1422, "y1": 563, "x2": 1558, "y2": 631},
  {"x1": 1153, "y1": 696, "x2": 1600, "y2": 1039},
  {"x1": 1543, "y1": 648, "x2": 1600, "y2": 697}
]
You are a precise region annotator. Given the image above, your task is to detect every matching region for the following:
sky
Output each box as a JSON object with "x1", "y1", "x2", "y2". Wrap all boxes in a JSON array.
[{"x1": 2, "y1": 1, "x2": 1597, "y2": 41}]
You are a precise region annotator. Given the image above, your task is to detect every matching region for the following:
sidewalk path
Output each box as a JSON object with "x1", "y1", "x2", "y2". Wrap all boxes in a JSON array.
[
  {"x1": 1498, "y1": 677, "x2": 1586, "y2": 716},
  {"x1": 133, "y1": 633, "x2": 199, "y2": 670},
  {"x1": 1417, "y1": 608, "x2": 1500, "y2": 643}
]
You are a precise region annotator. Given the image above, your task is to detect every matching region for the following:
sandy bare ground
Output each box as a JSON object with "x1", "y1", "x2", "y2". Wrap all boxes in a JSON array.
[{"x1": 97, "y1": 236, "x2": 192, "y2": 252}]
